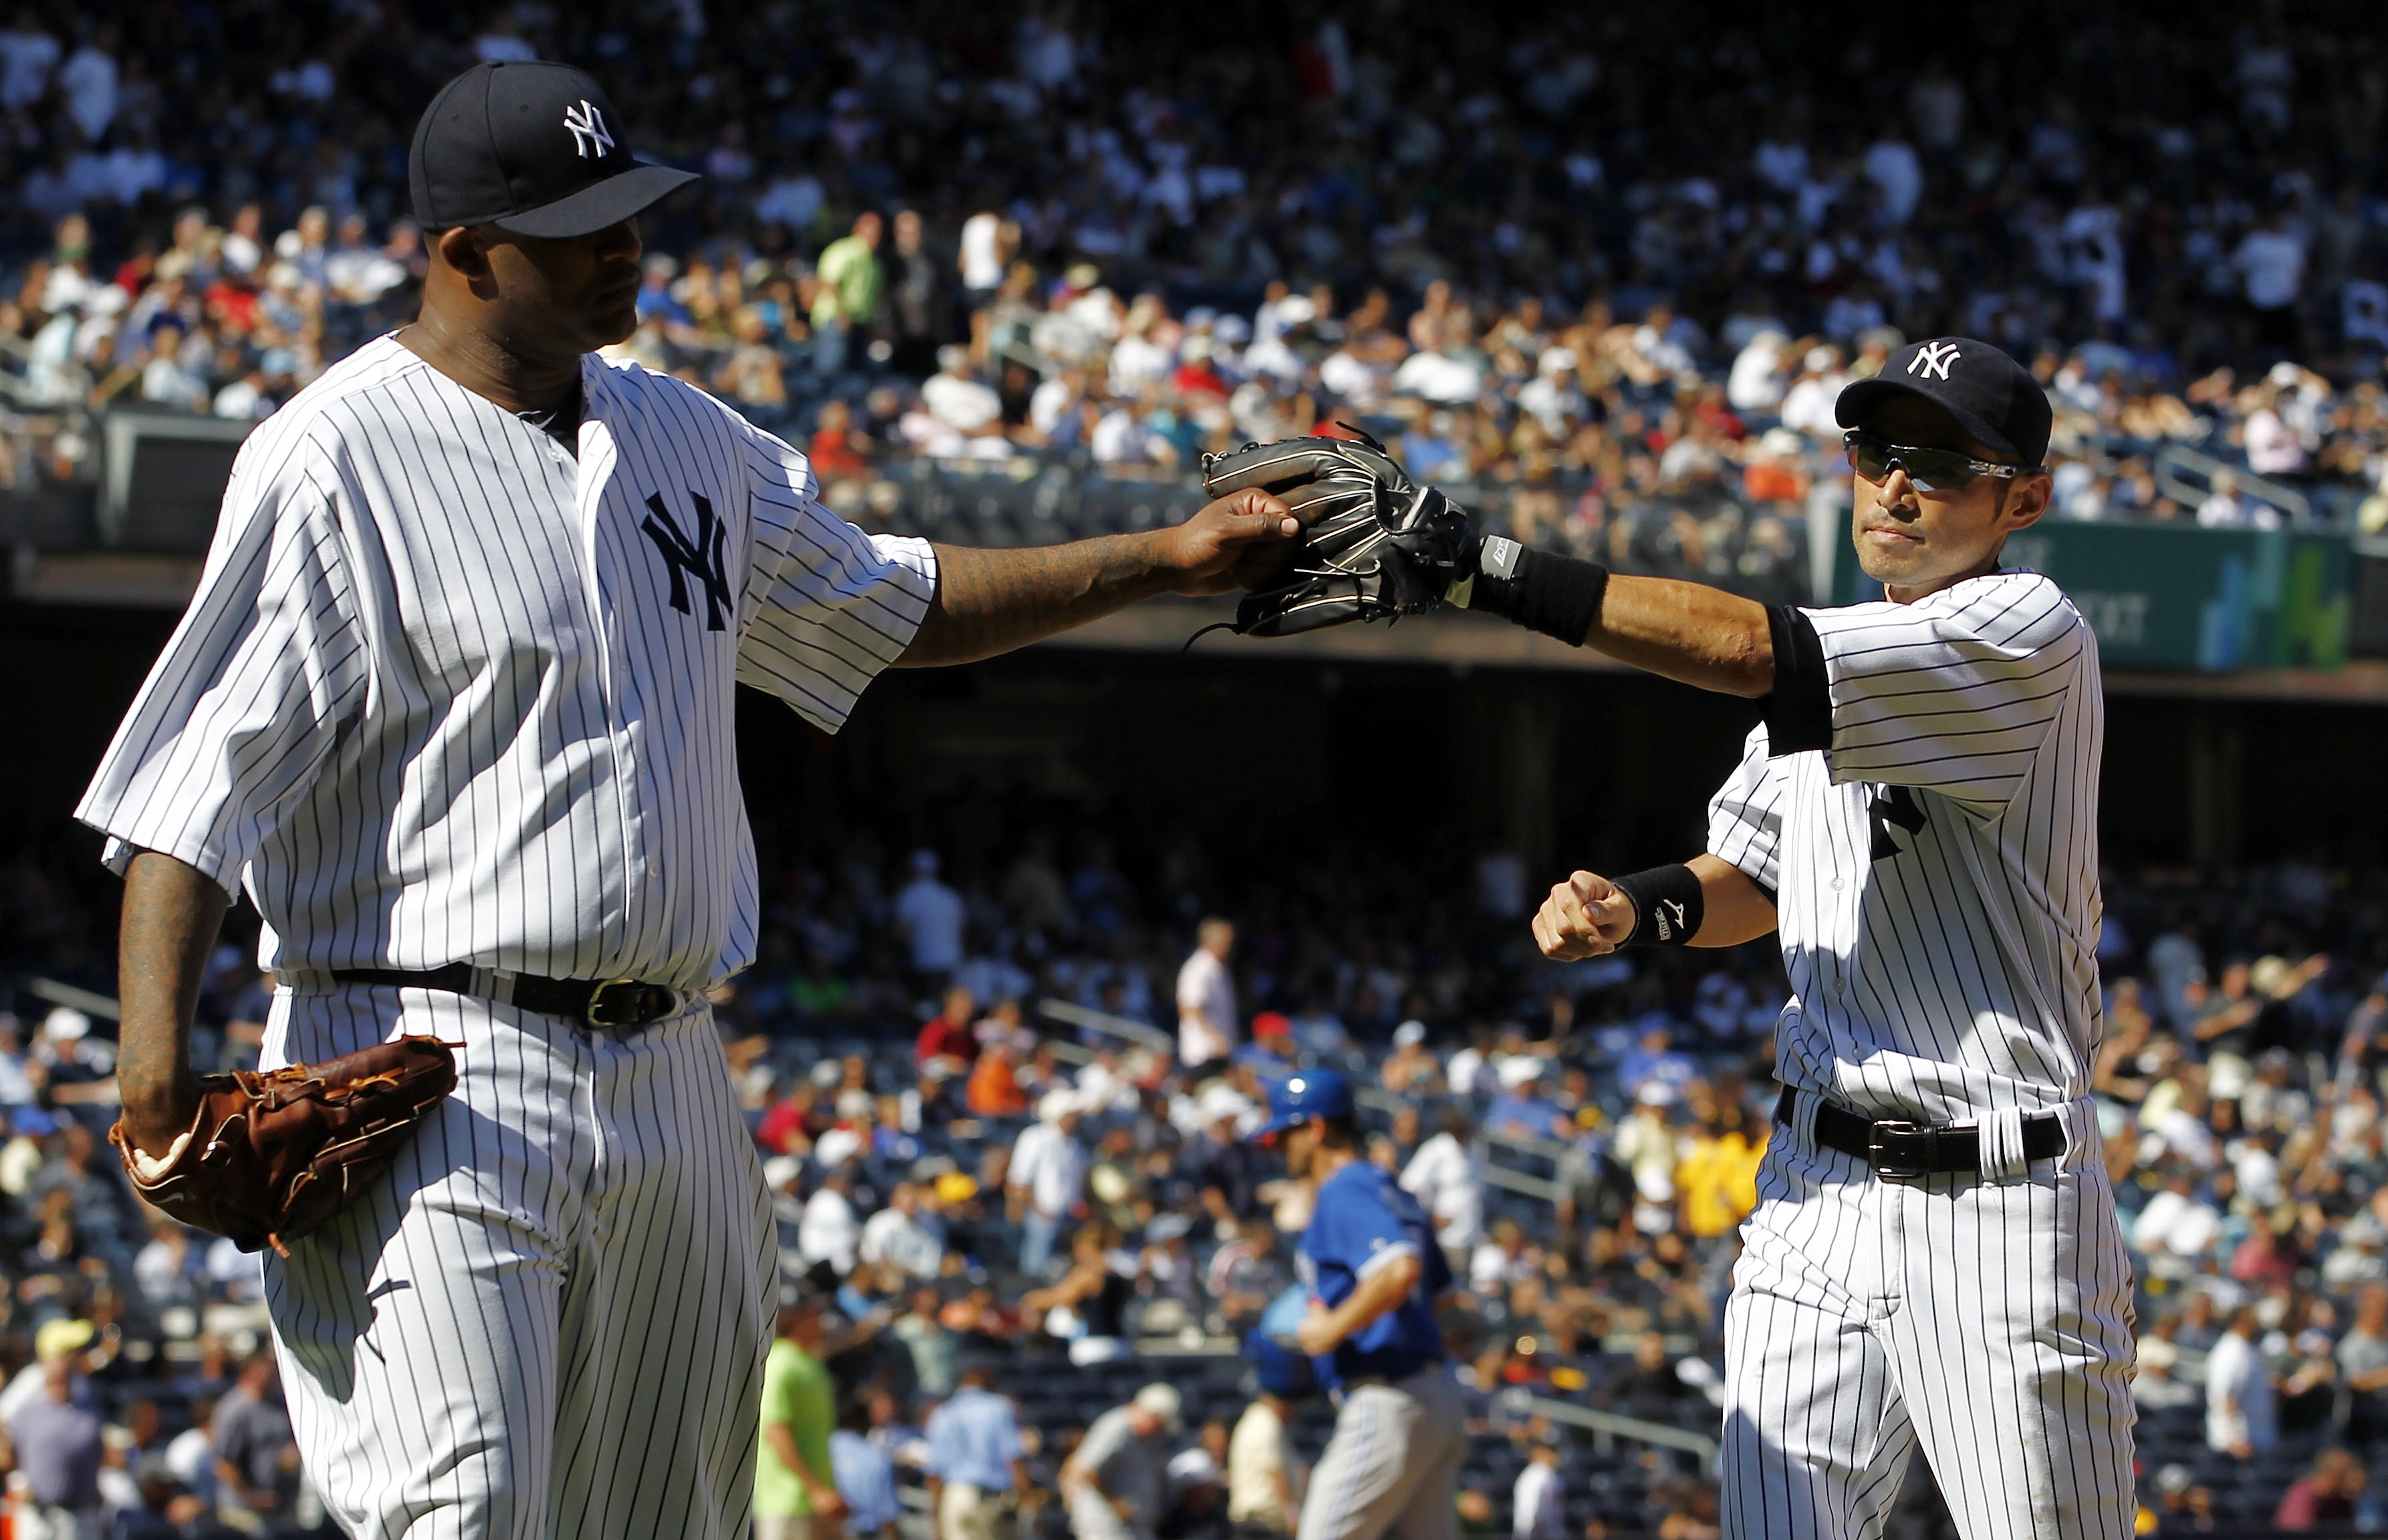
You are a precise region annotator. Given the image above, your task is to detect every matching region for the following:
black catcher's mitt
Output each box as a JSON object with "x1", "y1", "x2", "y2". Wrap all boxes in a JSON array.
[{"x1": 1199, "y1": 432, "x2": 1477, "y2": 636}]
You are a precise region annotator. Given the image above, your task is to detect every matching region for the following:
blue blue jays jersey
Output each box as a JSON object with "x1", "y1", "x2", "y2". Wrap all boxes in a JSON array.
[{"x1": 1296, "y1": 1160, "x2": 1451, "y2": 1390}]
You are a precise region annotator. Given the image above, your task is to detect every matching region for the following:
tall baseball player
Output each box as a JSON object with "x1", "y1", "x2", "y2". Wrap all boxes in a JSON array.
[
  {"x1": 1253, "y1": 1068, "x2": 1467, "y2": 1540},
  {"x1": 1522, "y1": 338, "x2": 2131, "y2": 1537},
  {"x1": 77, "y1": 61, "x2": 1296, "y2": 1540}
]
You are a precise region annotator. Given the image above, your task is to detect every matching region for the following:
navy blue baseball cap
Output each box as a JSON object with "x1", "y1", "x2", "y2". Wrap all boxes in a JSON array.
[
  {"x1": 409, "y1": 61, "x2": 697, "y2": 239},
  {"x1": 1833, "y1": 336, "x2": 2052, "y2": 468},
  {"x1": 1252, "y1": 1068, "x2": 1355, "y2": 1140}
]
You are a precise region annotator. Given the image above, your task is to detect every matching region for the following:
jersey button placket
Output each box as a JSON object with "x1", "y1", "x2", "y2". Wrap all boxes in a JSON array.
[{"x1": 574, "y1": 402, "x2": 648, "y2": 956}]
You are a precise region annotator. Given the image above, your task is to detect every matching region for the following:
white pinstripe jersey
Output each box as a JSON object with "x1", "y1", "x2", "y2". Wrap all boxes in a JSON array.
[
  {"x1": 77, "y1": 335, "x2": 936, "y2": 993},
  {"x1": 1706, "y1": 569, "x2": 2104, "y2": 1124}
]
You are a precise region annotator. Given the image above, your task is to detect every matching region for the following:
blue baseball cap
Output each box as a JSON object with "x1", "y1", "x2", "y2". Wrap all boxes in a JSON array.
[{"x1": 1251, "y1": 1067, "x2": 1354, "y2": 1140}]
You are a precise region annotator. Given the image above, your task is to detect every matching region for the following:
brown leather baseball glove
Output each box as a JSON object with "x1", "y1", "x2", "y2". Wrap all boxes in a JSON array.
[{"x1": 109, "y1": 1037, "x2": 459, "y2": 1256}]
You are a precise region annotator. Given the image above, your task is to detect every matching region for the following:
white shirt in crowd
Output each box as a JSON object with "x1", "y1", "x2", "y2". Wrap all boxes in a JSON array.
[
  {"x1": 799, "y1": 1184, "x2": 861, "y2": 1275},
  {"x1": 1227, "y1": 1399, "x2": 1301, "y2": 1529},
  {"x1": 1513, "y1": 1457, "x2": 1566, "y2": 1540},
  {"x1": 2131, "y1": 1188, "x2": 2222, "y2": 1259},
  {"x1": 1175, "y1": 946, "x2": 1236, "y2": 1066},
  {"x1": 2233, "y1": 228, "x2": 2306, "y2": 310},
  {"x1": 1009, "y1": 1120, "x2": 1087, "y2": 1219},
  {"x1": 960, "y1": 211, "x2": 1005, "y2": 291},
  {"x1": 2205, "y1": 1327, "x2": 2276, "y2": 1454},
  {"x1": 893, "y1": 873, "x2": 967, "y2": 974},
  {"x1": 858, "y1": 1206, "x2": 946, "y2": 1279},
  {"x1": 1399, "y1": 1131, "x2": 1485, "y2": 1251}
]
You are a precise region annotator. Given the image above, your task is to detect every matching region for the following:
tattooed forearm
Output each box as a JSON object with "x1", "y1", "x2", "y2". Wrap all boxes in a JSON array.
[
  {"x1": 116, "y1": 850, "x2": 230, "y2": 1142},
  {"x1": 894, "y1": 535, "x2": 1172, "y2": 667}
]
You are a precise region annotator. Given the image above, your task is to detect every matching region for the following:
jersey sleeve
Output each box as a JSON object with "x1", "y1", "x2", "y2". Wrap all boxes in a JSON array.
[
  {"x1": 1318, "y1": 1174, "x2": 1423, "y2": 1293},
  {"x1": 75, "y1": 434, "x2": 366, "y2": 894},
  {"x1": 1705, "y1": 723, "x2": 1787, "y2": 900},
  {"x1": 1764, "y1": 571, "x2": 2088, "y2": 813},
  {"x1": 733, "y1": 416, "x2": 937, "y2": 734}
]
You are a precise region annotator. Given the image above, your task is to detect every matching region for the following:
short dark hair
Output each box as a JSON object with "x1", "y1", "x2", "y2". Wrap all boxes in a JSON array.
[{"x1": 1318, "y1": 1113, "x2": 1363, "y2": 1148}]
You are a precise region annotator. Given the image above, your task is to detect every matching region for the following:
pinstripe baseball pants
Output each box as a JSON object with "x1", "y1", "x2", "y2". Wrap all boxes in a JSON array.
[
  {"x1": 1721, "y1": 1095, "x2": 2136, "y2": 1539},
  {"x1": 259, "y1": 983, "x2": 778, "y2": 1539}
]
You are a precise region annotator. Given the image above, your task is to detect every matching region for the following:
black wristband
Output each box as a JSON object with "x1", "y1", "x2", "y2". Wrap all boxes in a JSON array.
[
  {"x1": 1461, "y1": 537, "x2": 1608, "y2": 645},
  {"x1": 1611, "y1": 864, "x2": 1705, "y2": 946}
]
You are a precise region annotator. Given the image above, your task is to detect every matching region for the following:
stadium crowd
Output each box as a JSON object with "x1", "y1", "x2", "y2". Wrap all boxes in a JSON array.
[
  {"x1": 0, "y1": 1, "x2": 2384, "y2": 556},
  {"x1": 3, "y1": 811, "x2": 2388, "y2": 1534}
]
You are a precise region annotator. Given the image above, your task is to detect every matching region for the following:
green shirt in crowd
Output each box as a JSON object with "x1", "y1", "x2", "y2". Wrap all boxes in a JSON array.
[
  {"x1": 813, "y1": 235, "x2": 882, "y2": 331},
  {"x1": 756, "y1": 1337, "x2": 836, "y2": 1518}
]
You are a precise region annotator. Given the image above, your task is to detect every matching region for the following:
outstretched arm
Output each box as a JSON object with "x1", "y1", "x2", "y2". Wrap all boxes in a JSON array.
[
  {"x1": 1574, "y1": 576, "x2": 1775, "y2": 697},
  {"x1": 894, "y1": 490, "x2": 1296, "y2": 666}
]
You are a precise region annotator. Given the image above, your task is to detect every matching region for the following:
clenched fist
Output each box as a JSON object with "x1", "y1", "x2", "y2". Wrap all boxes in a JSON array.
[{"x1": 1532, "y1": 871, "x2": 1637, "y2": 960}]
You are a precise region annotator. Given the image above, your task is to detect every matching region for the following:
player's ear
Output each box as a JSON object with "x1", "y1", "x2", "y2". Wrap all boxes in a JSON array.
[
  {"x1": 431, "y1": 225, "x2": 499, "y2": 288},
  {"x1": 1996, "y1": 471, "x2": 2052, "y2": 533}
]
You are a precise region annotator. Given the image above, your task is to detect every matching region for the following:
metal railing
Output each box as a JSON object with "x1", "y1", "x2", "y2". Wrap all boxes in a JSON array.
[
  {"x1": 1502, "y1": 1388, "x2": 1719, "y2": 1462},
  {"x1": 2152, "y1": 442, "x2": 2313, "y2": 525},
  {"x1": 1355, "y1": 1087, "x2": 1573, "y2": 1204},
  {"x1": 29, "y1": 976, "x2": 119, "y2": 1020},
  {"x1": 1035, "y1": 997, "x2": 1176, "y2": 1055}
]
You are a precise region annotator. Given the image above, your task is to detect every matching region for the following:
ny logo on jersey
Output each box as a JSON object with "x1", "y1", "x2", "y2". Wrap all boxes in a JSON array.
[
  {"x1": 640, "y1": 491, "x2": 732, "y2": 630},
  {"x1": 563, "y1": 100, "x2": 614, "y2": 160},
  {"x1": 1909, "y1": 340, "x2": 1961, "y2": 381},
  {"x1": 1867, "y1": 783, "x2": 1927, "y2": 861}
]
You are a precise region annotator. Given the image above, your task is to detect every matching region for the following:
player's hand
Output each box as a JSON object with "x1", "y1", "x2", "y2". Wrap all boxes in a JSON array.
[
  {"x1": 1294, "y1": 1301, "x2": 1343, "y2": 1357},
  {"x1": 1532, "y1": 872, "x2": 1636, "y2": 960},
  {"x1": 116, "y1": 1070, "x2": 203, "y2": 1160},
  {"x1": 1152, "y1": 488, "x2": 1300, "y2": 596}
]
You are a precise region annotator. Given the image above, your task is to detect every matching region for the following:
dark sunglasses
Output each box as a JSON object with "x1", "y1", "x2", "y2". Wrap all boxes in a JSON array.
[{"x1": 1842, "y1": 430, "x2": 2042, "y2": 493}]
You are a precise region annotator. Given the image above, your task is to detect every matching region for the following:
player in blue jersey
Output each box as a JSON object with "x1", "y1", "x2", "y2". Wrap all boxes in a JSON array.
[{"x1": 1254, "y1": 1069, "x2": 1468, "y2": 1540}]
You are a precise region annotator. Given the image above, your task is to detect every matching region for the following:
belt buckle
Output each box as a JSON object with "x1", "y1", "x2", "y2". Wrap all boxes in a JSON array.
[
  {"x1": 1867, "y1": 1120, "x2": 1931, "y2": 1183},
  {"x1": 584, "y1": 979, "x2": 655, "y2": 1030}
]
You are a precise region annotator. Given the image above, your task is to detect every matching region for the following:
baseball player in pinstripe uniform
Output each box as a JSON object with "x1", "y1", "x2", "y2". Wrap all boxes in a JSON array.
[
  {"x1": 77, "y1": 62, "x2": 1295, "y2": 1540},
  {"x1": 1519, "y1": 338, "x2": 2132, "y2": 1538}
]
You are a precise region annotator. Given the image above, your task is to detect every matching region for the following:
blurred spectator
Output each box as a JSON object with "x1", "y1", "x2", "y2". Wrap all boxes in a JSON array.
[
  {"x1": 759, "y1": 1292, "x2": 845, "y2": 1540},
  {"x1": 1226, "y1": 1369, "x2": 1301, "y2": 1539},
  {"x1": 1009, "y1": 1092, "x2": 1088, "y2": 1277},
  {"x1": 924, "y1": 1359, "x2": 1024, "y2": 1540},
  {"x1": 812, "y1": 212, "x2": 884, "y2": 374},
  {"x1": 7, "y1": 1352, "x2": 102, "y2": 1536},
  {"x1": 2273, "y1": 1446, "x2": 2365, "y2": 1531},
  {"x1": 1061, "y1": 1384, "x2": 1179, "y2": 1540},
  {"x1": 919, "y1": 987, "x2": 982, "y2": 1075},
  {"x1": 211, "y1": 1352, "x2": 300, "y2": 1525},
  {"x1": 859, "y1": 1182, "x2": 947, "y2": 1281},
  {"x1": 831, "y1": 1398, "x2": 903, "y2": 1540},
  {"x1": 1512, "y1": 1440, "x2": 1565, "y2": 1540},
  {"x1": 894, "y1": 850, "x2": 966, "y2": 985},
  {"x1": 1400, "y1": 1107, "x2": 1485, "y2": 1256},
  {"x1": 2206, "y1": 1303, "x2": 2277, "y2": 1458},
  {"x1": 802, "y1": 1166, "x2": 864, "y2": 1277},
  {"x1": 1176, "y1": 919, "x2": 1238, "y2": 1069}
]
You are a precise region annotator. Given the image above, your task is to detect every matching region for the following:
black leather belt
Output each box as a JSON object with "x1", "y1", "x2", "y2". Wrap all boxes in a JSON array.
[
  {"x1": 331, "y1": 965, "x2": 682, "y2": 1031},
  {"x1": 1777, "y1": 1087, "x2": 2064, "y2": 1180}
]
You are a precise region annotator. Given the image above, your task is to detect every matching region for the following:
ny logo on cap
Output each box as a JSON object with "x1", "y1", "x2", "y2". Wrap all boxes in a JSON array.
[
  {"x1": 563, "y1": 99, "x2": 614, "y2": 160},
  {"x1": 1909, "y1": 340, "x2": 1961, "y2": 381}
]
